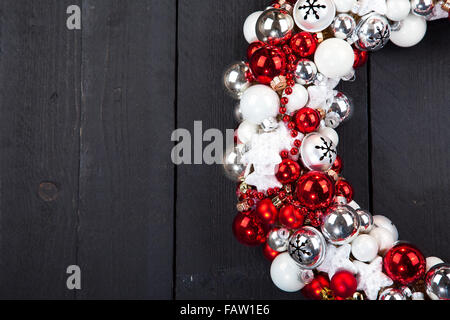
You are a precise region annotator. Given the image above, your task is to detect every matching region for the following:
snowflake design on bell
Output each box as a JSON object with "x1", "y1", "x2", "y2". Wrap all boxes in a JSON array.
[
  {"x1": 291, "y1": 237, "x2": 313, "y2": 260},
  {"x1": 298, "y1": 0, "x2": 326, "y2": 19},
  {"x1": 368, "y1": 25, "x2": 390, "y2": 49},
  {"x1": 315, "y1": 137, "x2": 337, "y2": 163}
]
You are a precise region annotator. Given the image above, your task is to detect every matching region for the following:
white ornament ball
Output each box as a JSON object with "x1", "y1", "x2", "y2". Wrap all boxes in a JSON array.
[
  {"x1": 373, "y1": 215, "x2": 399, "y2": 241},
  {"x1": 243, "y1": 11, "x2": 263, "y2": 44},
  {"x1": 237, "y1": 120, "x2": 258, "y2": 144},
  {"x1": 369, "y1": 227, "x2": 395, "y2": 254},
  {"x1": 351, "y1": 235, "x2": 379, "y2": 262},
  {"x1": 390, "y1": 14, "x2": 427, "y2": 48},
  {"x1": 270, "y1": 252, "x2": 305, "y2": 292},
  {"x1": 426, "y1": 257, "x2": 444, "y2": 272},
  {"x1": 240, "y1": 85, "x2": 280, "y2": 125},
  {"x1": 283, "y1": 84, "x2": 308, "y2": 115},
  {"x1": 314, "y1": 38, "x2": 354, "y2": 79},
  {"x1": 318, "y1": 126, "x2": 339, "y2": 146},
  {"x1": 333, "y1": 0, "x2": 357, "y2": 13},
  {"x1": 386, "y1": 0, "x2": 411, "y2": 21}
]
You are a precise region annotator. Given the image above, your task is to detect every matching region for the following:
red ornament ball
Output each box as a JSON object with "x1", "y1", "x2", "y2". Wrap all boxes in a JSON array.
[
  {"x1": 247, "y1": 41, "x2": 265, "y2": 61},
  {"x1": 301, "y1": 274, "x2": 330, "y2": 300},
  {"x1": 249, "y1": 46, "x2": 286, "y2": 85},
  {"x1": 335, "y1": 180, "x2": 354, "y2": 203},
  {"x1": 353, "y1": 48, "x2": 368, "y2": 69},
  {"x1": 255, "y1": 198, "x2": 279, "y2": 225},
  {"x1": 232, "y1": 211, "x2": 268, "y2": 246},
  {"x1": 276, "y1": 159, "x2": 301, "y2": 184},
  {"x1": 290, "y1": 32, "x2": 317, "y2": 57},
  {"x1": 383, "y1": 243, "x2": 426, "y2": 285},
  {"x1": 296, "y1": 171, "x2": 335, "y2": 210},
  {"x1": 278, "y1": 204, "x2": 306, "y2": 229},
  {"x1": 294, "y1": 108, "x2": 321, "y2": 134},
  {"x1": 262, "y1": 242, "x2": 280, "y2": 261},
  {"x1": 330, "y1": 270, "x2": 357, "y2": 298},
  {"x1": 331, "y1": 155, "x2": 343, "y2": 174}
]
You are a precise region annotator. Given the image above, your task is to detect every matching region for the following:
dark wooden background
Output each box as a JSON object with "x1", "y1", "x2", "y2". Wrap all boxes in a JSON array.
[{"x1": 0, "y1": 0, "x2": 447, "y2": 300}]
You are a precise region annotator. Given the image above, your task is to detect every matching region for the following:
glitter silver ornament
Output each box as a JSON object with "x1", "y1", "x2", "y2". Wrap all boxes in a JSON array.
[
  {"x1": 268, "y1": 228, "x2": 291, "y2": 252},
  {"x1": 379, "y1": 288, "x2": 406, "y2": 300},
  {"x1": 294, "y1": 59, "x2": 317, "y2": 85},
  {"x1": 293, "y1": 0, "x2": 336, "y2": 32},
  {"x1": 331, "y1": 13, "x2": 356, "y2": 40},
  {"x1": 223, "y1": 145, "x2": 246, "y2": 181},
  {"x1": 426, "y1": 263, "x2": 450, "y2": 300},
  {"x1": 223, "y1": 62, "x2": 252, "y2": 99},
  {"x1": 327, "y1": 91, "x2": 353, "y2": 125},
  {"x1": 356, "y1": 209, "x2": 374, "y2": 233},
  {"x1": 288, "y1": 226, "x2": 327, "y2": 269},
  {"x1": 321, "y1": 205, "x2": 360, "y2": 245},
  {"x1": 256, "y1": 8, "x2": 294, "y2": 45},
  {"x1": 300, "y1": 133, "x2": 337, "y2": 172},
  {"x1": 355, "y1": 13, "x2": 391, "y2": 51},
  {"x1": 411, "y1": 0, "x2": 435, "y2": 17}
]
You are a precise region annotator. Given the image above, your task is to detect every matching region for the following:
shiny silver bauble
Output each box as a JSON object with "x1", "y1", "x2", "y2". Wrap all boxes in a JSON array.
[
  {"x1": 234, "y1": 103, "x2": 243, "y2": 122},
  {"x1": 223, "y1": 145, "x2": 246, "y2": 181},
  {"x1": 355, "y1": 13, "x2": 391, "y2": 51},
  {"x1": 268, "y1": 228, "x2": 291, "y2": 252},
  {"x1": 256, "y1": 8, "x2": 294, "y2": 45},
  {"x1": 300, "y1": 132, "x2": 337, "y2": 172},
  {"x1": 331, "y1": 13, "x2": 356, "y2": 40},
  {"x1": 426, "y1": 263, "x2": 450, "y2": 300},
  {"x1": 379, "y1": 288, "x2": 406, "y2": 300},
  {"x1": 288, "y1": 226, "x2": 327, "y2": 269},
  {"x1": 293, "y1": 0, "x2": 336, "y2": 32},
  {"x1": 356, "y1": 209, "x2": 374, "y2": 233},
  {"x1": 294, "y1": 59, "x2": 317, "y2": 85},
  {"x1": 411, "y1": 0, "x2": 435, "y2": 17},
  {"x1": 325, "y1": 91, "x2": 353, "y2": 129},
  {"x1": 321, "y1": 205, "x2": 360, "y2": 245},
  {"x1": 223, "y1": 62, "x2": 252, "y2": 99}
]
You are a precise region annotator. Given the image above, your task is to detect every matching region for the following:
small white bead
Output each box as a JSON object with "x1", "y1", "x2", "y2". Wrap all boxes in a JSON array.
[
  {"x1": 390, "y1": 14, "x2": 427, "y2": 48},
  {"x1": 237, "y1": 120, "x2": 258, "y2": 144},
  {"x1": 283, "y1": 84, "x2": 309, "y2": 115},
  {"x1": 351, "y1": 235, "x2": 379, "y2": 262},
  {"x1": 318, "y1": 127, "x2": 339, "y2": 147},
  {"x1": 243, "y1": 11, "x2": 263, "y2": 44},
  {"x1": 270, "y1": 253, "x2": 305, "y2": 292},
  {"x1": 386, "y1": 0, "x2": 411, "y2": 22},
  {"x1": 426, "y1": 256, "x2": 444, "y2": 272},
  {"x1": 370, "y1": 227, "x2": 395, "y2": 254},
  {"x1": 373, "y1": 215, "x2": 399, "y2": 241}
]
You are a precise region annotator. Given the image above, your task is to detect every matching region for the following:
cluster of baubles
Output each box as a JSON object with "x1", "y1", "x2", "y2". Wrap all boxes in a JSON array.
[{"x1": 224, "y1": 0, "x2": 449, "y2": 300}]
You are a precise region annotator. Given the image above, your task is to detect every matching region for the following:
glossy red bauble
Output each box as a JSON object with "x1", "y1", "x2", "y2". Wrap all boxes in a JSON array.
[
  {"x1": 255, "y1": 199, "x2": 279, "y2": 225},
  {"x1": 263, "y1": 242, "x2": 280, "y2": 261},
  {"x1": 276, "y1": 159, "x2": 302, "y2": 184},
  {"x1": 330, "y1": 270, "x2": 357, "y2": 298},
  {"x1": 353, "y1": 48, "x2": 368, "y2": 69},
  {"x1": 247, "y1": 41, "x2": 265, "y2": 61},
  {"x1": 278, "y1": 204, "x2": 306, "y2": 229},
  {"x1": 301, "y1": 274, "x2": 330, "y2": 300},
  {"x1": 294, "y1": 108, "x2": 321, "y2": 134},
  {"x1": 383, "y1": 243, "x2": 426, "y2": 285},
  {"x1": 296, "y1": 171, "x2": 335, "y2": 210},
  {"x1": 331, "y1": 155, "x2": 343, "y2": 174},
  {"x1": 290, "y1": 32, "x2": 317, "y2": 57},
  {"x1": 335, "y1": 180, "x2": 354, "y2": 203},
  {"x1": 232, "y1": 211, "x2": 268, "y2": 246},
  {"x1": 249, "y1": 46, "x2": 287, "y2": 85}
]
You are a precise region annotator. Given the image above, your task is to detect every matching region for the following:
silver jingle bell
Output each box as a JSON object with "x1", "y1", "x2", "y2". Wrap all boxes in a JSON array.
[
  {"x1": 355, "y1": 13, "x2": 391, "y2": 51},
  {"x1": 288, "y1": 226, "x2": 327, "y2": 269},
  {"x1": 268, "y1": 228, "x2": 291, "y2": 252},
  {"x1": 256, "y1": 8, "x2": 294, "y2": 45},
  {"x1": 324, "y1": 112, "x2": 341, "y2": 129},
  {"x1": 356, "y1": 209, "x2": 374, "y2": 233},
  {"x1": 331, "y1": 13, "x2": 356, "y2": 40},
  {"x1": 294, "y1": 59, "x2": 317, "y2": 85},
  {"x1": 321, "y1": 205, "x2": 360, "y2": 245},
  {"x1": 223, "y1": 145, "x2": 246, "y2": 182},
  {"x1": 425, "y1": 263, "x2": 450, "y2": 300},
  {"x1": 300, "y1": 132, "x2": 337, "y2": 172},
  {"x1": 293, "y1": 0, "x2": 336, "y2": 32},
  {"x1": 328, "y1": 91, "x2": 353, "y2": 123},
  {"x1": 223, "y1": 62, "x2": 252, "y2": 99},
  {"x1": 379, "y1": 288, "x2": 406, "y2": 300},
  {"x1": 411, "y1": 0, "x2": 435, "y2": 17}
]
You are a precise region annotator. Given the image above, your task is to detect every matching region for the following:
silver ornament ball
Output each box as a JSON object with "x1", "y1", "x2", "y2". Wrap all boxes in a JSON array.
[
  {"x1": 223, "y1": 62, "x2": 252, "y2": 99},
  {"x1": 294, "y1": 59, "x2": 317, "y2": 85},
  {"x1": 234, "y1": 103, "x2": 243, "y2": 122},
  {"x1": 268, "y1": 228, "x2": 291, "y2": 252},
  {"x1": 411, "y1": 0, "x2": 435, "y2": 17},
  {"x1": 255, "y1": 8, "x2": 294, "y2": 45},
  {"x1": 288, "y1": 226, "x2": 327, "y2": 269},
  {"x1": 293, "y1": 0, "x2": 336, "y2": 32},
  {"x1": 356, "y1": 209, "x2": 374, "y2": 233},
  {"x1": 300, "y1": 132, "x2": 337, "y2": 172},
  {"x1": 328, "y1": 91, "x2": 353, "y2": 123},
  {"x1": 331, "y1": 13, "x2": 356, "y2": 40},
  {"x1": 321, "y1": 205, "x2": 360, "y2": 245},
  {"x1": 223, "y1": 145, "x2": 246, "y2": 181},
  {"x1": 426, "y1": 263, "x2": 450, "y2": 300},
  {"x1": 379, "y1": 288, "x2": 406, "y2": 300},
  {"x1": 355, "y1": 13, "x2": 391, "y2": 51}
]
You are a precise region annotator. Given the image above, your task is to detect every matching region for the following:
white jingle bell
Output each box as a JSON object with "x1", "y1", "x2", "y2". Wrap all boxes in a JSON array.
[
  {"x1": 351, "y1": 234, "x2": 379, "y2": 262},
  {"x1": 237, "y1": 120, "x2": 258, "y2": 144},
  {"x1": 314, "y1": 38, "x2": 354, "y2": 79},
  {"x1": 426, "y1": 257, "x2": 444, "y2": 272},
  {"x1": 390, "y1": 14, "x2": 427, "y2": 48},
  {"x1": 282, "y1": 84, "x2": 309, "y2": 115},
  {"x1": 373, "y1": 215, "x2": 398, "y2": 241},
  {"x1": 300, "y1": 132, "x2": 337, "y2": 171},
  {"x1": 270, "y1": 252, "x2": 306, "y2": 292},
  {"x1": 333, "y1": 0, "x2": 357, "y2": 13},
  {"x1": 293, "y1": 0, "x2": 336, "y2": 32},
  {"x1": 386, "y1": 0, "x2": 411, "y2": 21},
  {"x1": 369, "y1": 227, "x2": 395, "y2": 254},
  {"x1": 243, "y1": 11, "x2": 263, "y2": 44},
  {"x1": 318, "y1": 126, "x2": 339, "y2": 146},
  {"x1": 240, "y1": 85, "x2": 280, "y2": 125}
]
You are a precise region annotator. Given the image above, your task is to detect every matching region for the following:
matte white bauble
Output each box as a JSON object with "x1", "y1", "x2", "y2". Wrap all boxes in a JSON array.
[
  {"x1": 333, "y1": 0, "x2": 357, "y2": 13},
  {"x1": 237, "y1": 120, "x2": 258, "y2": 144},
  {"x1": 314, "y1": 38, "x2": 354, "y2": 79},
  {"x1": 240, "y1": 85, "x2": 280, "y2": 124},
  {"x1": 426, "y1": 257, "x2": 444, "y2": 272},
  {"x1": 373, "y1": 215, "x2": 399, "y2": 241},
  {"x1": 282, "y1": 84, "x2": 308, "y2": 114},
  {"x1": 351, "y1": 235, "x2": 379, "y2": 262},
  {"x1": 270, "y1": 252, "x2": 305, "y2": 292},
  {"x1": 318, "y1": 126, "x2": 339, "y2": 146},
  {"x1": 369, "y1": 227, "x2": 395, "y2": 254},
  {"x1": 386, "y1": 0, "x2": 411, "y2": 21},
  {"x1": 243, "y1": 11, "x2": 263, "y2": 44},
  {"x1": 390, "y1": 14, "x2": 427, "y2": 47}
]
